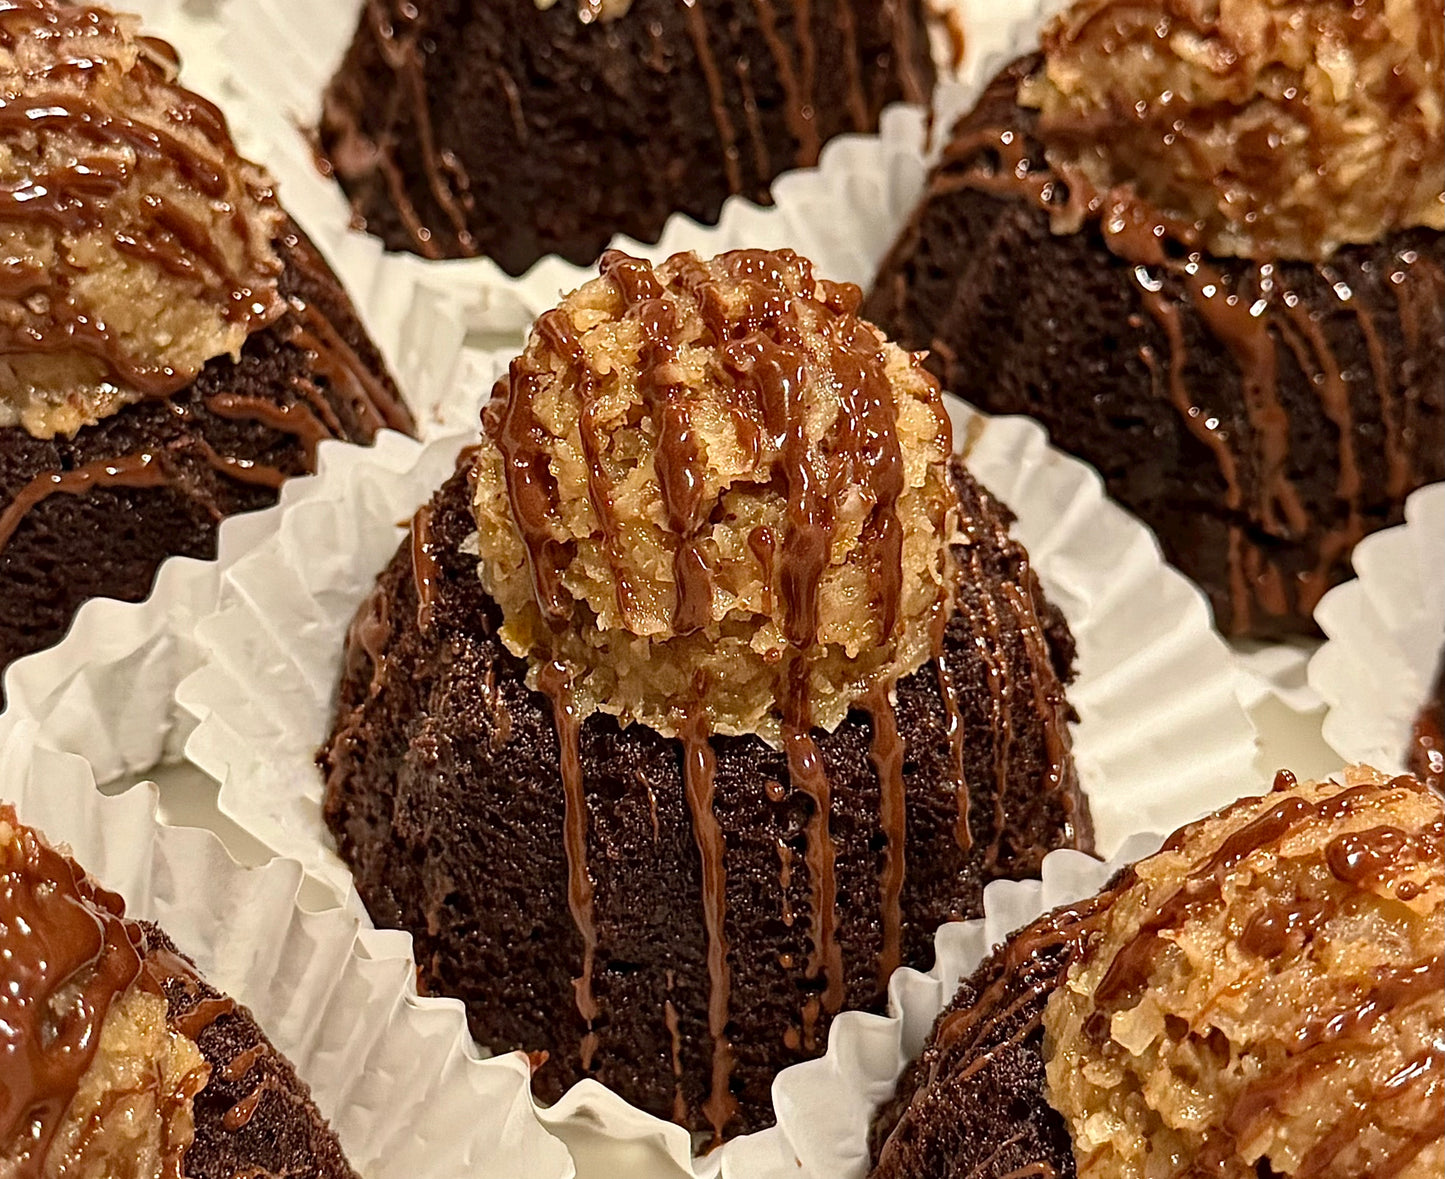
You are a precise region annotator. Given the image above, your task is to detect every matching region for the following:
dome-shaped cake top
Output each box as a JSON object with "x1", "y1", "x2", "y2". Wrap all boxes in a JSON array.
[
  {"x1": 473, "y1": 247, "x2": 959, "y2": 743},
  {"x1": 1045, "y1": 767, "x2": 1444, "y2": 1176},
  {"x1": 1019, "y1": 0, "x2": 1444, "y2": 261},
  {"x1": 0, "y1": 0, "x2": 285, "y2": 438}
]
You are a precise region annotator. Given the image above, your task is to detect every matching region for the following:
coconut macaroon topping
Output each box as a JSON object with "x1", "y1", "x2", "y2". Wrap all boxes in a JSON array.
[
  {"x1": 474, "y1": 247, "x2": 957, "y2": 743},
  {"x1": 0, "y1": 0, "x2": 286, "y2": 439},
  {"x1": 1019, "y1": 0, "x2": 1445, "y2": 261},
  {"x1": 0, "y1": 807, "x2": 208, "y2": 1177},
  {"x1": 1044, "y1": 768, "x2": 1445, "y2": 1178}
]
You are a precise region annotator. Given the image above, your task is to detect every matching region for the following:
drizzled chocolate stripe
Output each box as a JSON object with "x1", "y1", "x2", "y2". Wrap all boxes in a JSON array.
[
  {"x1": 536, "y1": 661, "x2": 602, "y2": 1073},
  {"x1": 873, "y1": 57, "x2": 1444, "y2": 636},
  {"x1": 0, "y1": 805, "x2": 146, "y2": 1168},
  {"x1": 0, "y1": 0, "x2": 285, "y2": 397}
]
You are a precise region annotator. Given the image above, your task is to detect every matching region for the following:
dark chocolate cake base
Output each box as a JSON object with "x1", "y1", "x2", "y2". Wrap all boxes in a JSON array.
[
  {"x1": 319, "y1": 455, "x2": 1090, "y2": 1138},
  {"x1": 0, "y1": 222, "x2": 412, "y2": 699},
  {"x1": 868, "y1": 899, "x2": 1105, "y2": 1179},
  {"x1": 143, "y1": 924, "x2": 357, "y2": 1179},
  {"x1": 320, "y1": 0, "x2": 935, "y2": 273},
  {"x1": 864, "y1": 57, "x2": 1445, "y2": 640}
]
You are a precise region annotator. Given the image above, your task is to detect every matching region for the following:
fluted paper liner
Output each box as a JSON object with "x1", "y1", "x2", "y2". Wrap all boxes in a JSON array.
[
  {"x1": 177, "y1": 339, "x2": 1258, "y2": 1171},
  {"x1": 1309, "y1": 483, "x2": 1445, "y2": 775},
  {"x1": 0, "y1": 718, "x2": 573, "y2": 1178}
]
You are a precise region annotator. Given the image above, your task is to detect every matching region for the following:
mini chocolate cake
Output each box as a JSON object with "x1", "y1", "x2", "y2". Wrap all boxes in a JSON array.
[
  {"x1": 865, "y1": 1, "x2": 1445, "y2": 639},
  {"x1": 321, "y1": 248, "x2": 1090, "y2": 1139},
  {"x1": 0, "y1": 0, "x2": 413, "y2": 692},
  {"x1": 318, "y1": 0, "x2": 935, "y2": 274},
  {"x1": 870, "y1": 767, "x2": 1445, "y2": 1178},
  {"x1": 0, "y1": 805, "x2": 357, "y2": 1178},
  {"x1": 1411, "y1": 653, "x2": 1444, "y2": 795}
]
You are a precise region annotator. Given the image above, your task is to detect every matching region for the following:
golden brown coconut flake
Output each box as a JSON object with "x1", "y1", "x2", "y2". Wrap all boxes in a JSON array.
[
  {"x1": 0, "y1": 0, "x2": 285, "y2": 438},
  {"x1": 472, "y1": 248, "x2": 959, "y2": 743},
  {"x1": 1020, "y1": 0, "x2": 1445, "y2": 261},
  {"x1": 1043, "y1": 767, "x2": 1445, "y2": 1178}
]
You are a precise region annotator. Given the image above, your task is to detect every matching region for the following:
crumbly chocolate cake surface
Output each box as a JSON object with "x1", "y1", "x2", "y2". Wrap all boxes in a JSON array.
[
  {"x1": 867, "y1": 898, "x2": 1097, "y2": 1179},
  {"x1": 321, "y1": 454, "x2": 1087, "y2": 1139},
  {"x1": 864, "y1": 57, "x2": 1445, "y2": 639},
  {"x1": 0, "y1": 224, "x2": 412, "y2": 692},
  {"x1": 319, "y1": 0, "x2": 935, "y2": 273},
  {"x1": 143, "y1": 926, "x2": 359, "y2": 1179}
]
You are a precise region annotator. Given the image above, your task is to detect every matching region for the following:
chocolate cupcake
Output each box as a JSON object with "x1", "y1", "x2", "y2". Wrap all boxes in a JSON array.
[
  {"x1": 0, "y1": 803, "x2": 357, "y2": 1177},
  {"x1": 1411, "y1": 653, "x2": 1444, "y2": 795},
  {"x1": 864, "y1": 0, "x2": 1444, "y2": 639},
  {"x1": 871, "y1": 766, "x2": 1445, "y2": 1177},
  {"x1": 318, "y1": 0, "x2": 935, "y2": 274},
  {"x1": 0, "y1": 0, "x2": 413, "y2": 692},
  {"x1": 320, "y1": 247, "x2": 1090, "y2": 1139}
]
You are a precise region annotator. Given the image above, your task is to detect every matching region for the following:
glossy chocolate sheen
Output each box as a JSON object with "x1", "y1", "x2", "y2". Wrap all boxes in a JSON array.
[
  {"x1": 864, "y1": 57, "x2": 1445, "y2": 640},
  {"x1": 141, "y1": 926, "x2": 358, "y2": 1179},
  {"x1": 318, "y1": 0, "x2": 935, "y2": 274},
  {"x1": 320, "y1": 454, "x2": 1089, "y2": 1139},
  {"x1": 0, "y1": 221, "x2": 412, "y2": 698},
  {"x1": 0, "y1": 806, "x2": 146, "y2": 1167}
]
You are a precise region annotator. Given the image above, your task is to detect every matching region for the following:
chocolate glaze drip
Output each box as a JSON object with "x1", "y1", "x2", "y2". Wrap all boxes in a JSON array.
[
  {"x1": 198, "y1": 441, "x2": 288, "y2": 490},
  {"x1": 870, "y1": 892, "x2": 1110, "y2": 1177},
  {"x1": 204, "y1": 394, "x2": 335, "y2": 463},
  {"x1": 0, "y1": 805, "x2": 146, "y2": 1169},
  {"x1": 0, "y1": 0, "x2": 284, "y2": 397},
  {"x1": 282, "y1": 233, "x2": 415, "y2": 437},
  {"x1": 679, "y1": 697, "x2": 739, "y2": 1147},
  {"x1": 863, "y1": 682, "x2": 907, "y2": 990},
  {"x1": 536, "y1": 660, "x2": 601, "y2": 1072},
  {"x1": 409, "y1": 503, "x2": 439, "y2": 632},
  {"x1": 0, "y1": 452, "x2": 170, "y2": 553},
  {"x1": 865, "y1": 55, "x2": 1445, "y2": 637}
]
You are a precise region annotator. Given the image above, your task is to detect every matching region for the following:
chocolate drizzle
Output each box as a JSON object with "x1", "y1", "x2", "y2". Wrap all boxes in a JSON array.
[
  {"x1": 0, "y1": 805, "x2": 146, "y2": 1168},
  {"x1": 1094, "y1": 775, "x2": 1444, "y2": 1009},
  {"x1": 867, "y1": 55, "x2": 1445, "y2": 636},
  {"x1": 536, "y1": 660, "x2": 601, "y2": 1072},
  {"x1": 0, "y1": 452, "x2": 170, "y2": 554},
  {"x1": 863, "y1": 682, "x2": 906, "y2": 990},
  {"x1": 678, "y1": 695, "x2": 738, "y2": 1147},
  {"x1": 0, "y1": 0, "x2": 285, "y2": 401},
  {"x1": 409, "y1": 503, "x2": 439, "y2": 632}
]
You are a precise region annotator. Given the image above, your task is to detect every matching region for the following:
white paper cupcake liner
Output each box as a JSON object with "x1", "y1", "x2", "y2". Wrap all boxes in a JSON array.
[
  {"x1": 175, "y1": 345, "x2": 1258, "y2": 1171},
  {"x1": 1308, "y1": 483, "x2": 1445, "y2": 775},
  {"x1": 0, "y1": 718, "x2": 573, "y2": 1178}
]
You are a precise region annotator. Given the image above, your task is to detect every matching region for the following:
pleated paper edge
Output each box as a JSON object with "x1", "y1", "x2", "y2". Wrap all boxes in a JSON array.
[
  {"x1": 1308, "y1": 483, "x2": 1445, "y2": 774},
  {"x1": 0, "y1": 717, "x2": 574, "y2": 1179}
]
